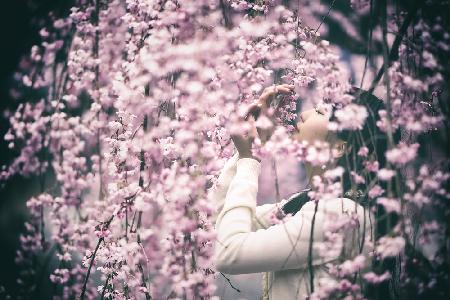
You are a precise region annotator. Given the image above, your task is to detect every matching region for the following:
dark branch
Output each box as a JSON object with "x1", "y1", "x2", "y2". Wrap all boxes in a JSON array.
[
  {"x1": 307, "y1": 201, "x2": 319, "y2": 293},
  {"x1": 79, "y1": 215, "x2": 114, "y2": 300},
  {"x1": 367, "y1": 1, "x2": 423, "y2": 94},
  {"x1": 220, "y1": 272, "x2": 241, "y2": 293},
  {"x1": 219, "y1": 0, "x2": 232, "y2": 29},
  {"x1": 80, "y1": 236, "x2": 104, "y2": 300}
]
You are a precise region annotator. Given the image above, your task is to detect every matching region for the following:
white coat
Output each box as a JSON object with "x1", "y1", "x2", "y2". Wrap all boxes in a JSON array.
[{"x1": 210, "y1": 152, "x2": 372, "y2": 299}]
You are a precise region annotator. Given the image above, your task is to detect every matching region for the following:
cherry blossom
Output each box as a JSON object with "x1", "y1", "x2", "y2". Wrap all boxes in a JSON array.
[{"x1": 1, "y1": 0, "x2": 449, "y2": 299}]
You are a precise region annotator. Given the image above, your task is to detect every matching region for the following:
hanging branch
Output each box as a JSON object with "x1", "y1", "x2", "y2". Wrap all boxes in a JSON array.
[
  {"x1": 92, "y1": 0, "x2": 105, "y2": 200},
  {"x1": 307, "y1": 202, "x2": 319, "y2": 293},
  {"x1": 79, "y1": 215, "x2": 114, "y2": 300},
  {"x1": 219, "y1": 0, "x2": 232, "y2": 29},
  {"x1": 135, "y1": 115, "x2": 152, "y2": 300},
  {"x1": 272, "y1": 159, "x2": 281, "y2": 203},
  {"x1": 138, "y1": 264, "x2": 152, "y2": 300},
  {"x1": 80, "y1": 2, "x2": 107, "y2": 296},
  {"x1": 367, "y1": 1, "x2": 423, "y2": 95},
  {"x1": 359, "y1": 0, "x2": 374, "y2": 89},
  {"x1": 313, "y1": 0, "x2": 336, "y2": 43},
  {"x1": 380, "y1": 0, "x2": 394, "y2": 147},
  {"x1": 100, "y1": 274, "x2": 112, "y2": 300}
]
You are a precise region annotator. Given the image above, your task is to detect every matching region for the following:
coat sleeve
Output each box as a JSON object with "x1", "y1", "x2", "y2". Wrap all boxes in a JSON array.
[
  {"x1": 208, "y1": 151, "x2": 240, "y2": 225},
  {"x1": 212, "y1": 157, "x2": 369, "y2": 275},
  {"x1": 208, "y1": 151, "x2": 279, "y2": 230},
  {"x1": 213, "y1": 157, "x2": 320, "y2": 274}
]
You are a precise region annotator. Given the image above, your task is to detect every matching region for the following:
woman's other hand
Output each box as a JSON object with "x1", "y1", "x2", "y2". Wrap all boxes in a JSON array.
[{"x1": 230, "y1": 115, "x2": 260, "y2": 161}]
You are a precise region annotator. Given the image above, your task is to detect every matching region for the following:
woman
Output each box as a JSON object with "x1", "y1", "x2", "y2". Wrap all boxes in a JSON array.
[{"x1": 209, "y1": 84, "x2": 385, "y2": 299}]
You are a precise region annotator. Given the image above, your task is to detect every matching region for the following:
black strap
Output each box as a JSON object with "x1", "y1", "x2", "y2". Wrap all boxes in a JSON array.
[{"x1": 281, "y1": 189, "x2": 311, "y2": 216}]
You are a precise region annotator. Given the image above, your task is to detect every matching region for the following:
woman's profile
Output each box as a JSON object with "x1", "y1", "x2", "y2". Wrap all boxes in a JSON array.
[{"x1": 209, "y1": 84, "x2": 389, "y2": 299}]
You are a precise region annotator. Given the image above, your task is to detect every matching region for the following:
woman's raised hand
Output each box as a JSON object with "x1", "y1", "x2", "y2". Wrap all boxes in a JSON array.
[
  {"x1": 258, "y1": 84, "x2": 295, "y2": 110},
  {"x1": 231, "y1": 84, "x2": 295, "y2": 159},
  {"x1": 230, "y1": 115, "x2": 259, "y2": 160},
  {"x1": 246, "y1": 84, "x2": 295, "y2": 120},
  {"x1": 246, "y1": 84, "x2": 295, "y2": 143}
]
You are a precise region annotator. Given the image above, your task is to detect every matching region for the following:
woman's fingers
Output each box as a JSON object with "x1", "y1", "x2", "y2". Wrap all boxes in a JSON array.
[
  {"x1": 236, "y1": 84, "x2": 294, "y2": 146},
  {"x1": 244, "y1": 83, "x2": 294, "y2": 121},
  {"x1": 245, "y1": 103, "x2": 262, "y2": 120},
  {"x1": 259, "y1": 84, "x2": 294, "y2": 108},
  {"x1": 268, "y1": 84, "x2": 294, "y2": 94},
  {"x1": 275, "y1": 84, "x2": 295, "y2": 94}
]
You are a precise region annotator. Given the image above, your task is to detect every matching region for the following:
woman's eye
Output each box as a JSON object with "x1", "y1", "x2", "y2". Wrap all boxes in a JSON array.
[{"x1": 315, "y1": 108, "x2": 324, "y2": 115}]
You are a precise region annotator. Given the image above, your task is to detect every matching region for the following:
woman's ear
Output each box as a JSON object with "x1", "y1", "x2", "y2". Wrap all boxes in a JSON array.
[{"x1": 334, "y1": 140, "x2": 350, "y2": 159}]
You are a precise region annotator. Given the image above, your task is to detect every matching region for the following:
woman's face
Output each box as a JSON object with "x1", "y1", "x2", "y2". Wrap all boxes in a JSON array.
[
  {"x1": 293, "y1": 108, "x2": 331, "y2": 144},
  {"x1": 292, "y1": 107, "x2": 344, "y2": 179}
]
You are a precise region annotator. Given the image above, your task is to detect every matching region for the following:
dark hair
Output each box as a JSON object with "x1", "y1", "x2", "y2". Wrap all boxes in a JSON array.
[
  {"x1": 331, "y1": 87, "x2": 402, "y2": 238},
  {"x1": 333, "y1": 87, "x2": 397, "y2": 195},
  {"x1": 335, "y1": 87, "x2": 401, "y2": 299}
]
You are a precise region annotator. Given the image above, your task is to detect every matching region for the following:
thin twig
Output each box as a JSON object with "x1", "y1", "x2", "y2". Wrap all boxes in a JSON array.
[
  {"x1": 367, "y1": 1, "x2": 423, "y2": 95},
  {"x1": 272, "y1": 158, "x2": 281, "y2": 202},
  {"x1": 79, "y1": 216, "x2": 114, "y2": 300},
  {"x1": 219, "y1": 0, "x2": 232, "y2": 29},
  {"x1": 380, "y1": 0, "x2": 394, "y2": 146},
  {"x1": 79, "y1": 237, "x2": 104, "y2": 300},
  {"x1": 359, "y1": 0, "x2": 373, "y2": 89},
  {"x1": 138, "y1": 263, "x2": 152, "y2": 300},
  {"x1": 220, "y1": 272, "x2": 241, "y2": 293},
  {"x1": 313, "y1": 0, "x2": 336, "y2": 43},
  {"x1": 307, "y1": 201, "x2": 319, "y2": 293},
  {"x1": 100, "y1": 274, "x2": 112, "y2": 300}
]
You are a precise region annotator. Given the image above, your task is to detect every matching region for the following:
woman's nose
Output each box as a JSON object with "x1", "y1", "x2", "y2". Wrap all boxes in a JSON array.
[
  {"x1": 299, "y1": 109, "x2": 314, "y2": 122},
  {"x1": 299, "y1": 112, "x2": 305, "y2": 122}
]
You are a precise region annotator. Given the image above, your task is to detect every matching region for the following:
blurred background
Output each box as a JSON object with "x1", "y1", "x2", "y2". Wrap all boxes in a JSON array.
[{"x1": 0, "y1": 1, "x2": 53, "y2": 297}]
